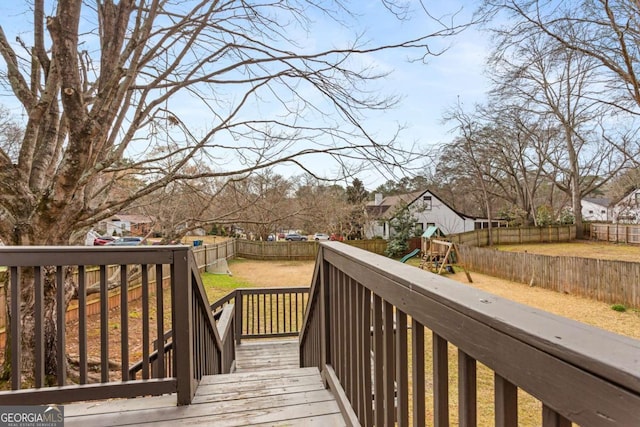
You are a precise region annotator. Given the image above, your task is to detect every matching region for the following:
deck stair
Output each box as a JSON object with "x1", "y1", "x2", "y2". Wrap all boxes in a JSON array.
[{"x1": 65, "y1": 339, "x2": 345, "y2": 426}]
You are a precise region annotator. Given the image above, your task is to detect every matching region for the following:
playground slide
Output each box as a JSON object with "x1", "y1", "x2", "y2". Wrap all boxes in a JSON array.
[{"x1": 399, "y1": 248, "x2": 420, "y2": 263}]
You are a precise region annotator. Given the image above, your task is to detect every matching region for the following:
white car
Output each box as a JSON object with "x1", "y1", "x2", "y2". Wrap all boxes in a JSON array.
[{"x1": 313, "y1": 233, "x2": 330, "y2": 240}]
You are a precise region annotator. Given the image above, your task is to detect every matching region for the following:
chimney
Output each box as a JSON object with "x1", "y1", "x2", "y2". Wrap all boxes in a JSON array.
[{"x1": 374, "y1": 193, "x2": 383, "y2": 205}]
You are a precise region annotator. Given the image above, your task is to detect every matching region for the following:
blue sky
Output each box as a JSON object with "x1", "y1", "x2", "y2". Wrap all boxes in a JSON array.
[
  {"x1": 296, "y1": 1, "x2": 492, "y2": 188},
  {"x1": 0, "y1": 1, "x2": 491, "y2": 191}
]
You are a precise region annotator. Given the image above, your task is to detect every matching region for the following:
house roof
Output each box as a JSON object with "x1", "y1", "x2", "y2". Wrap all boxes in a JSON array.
[
  {"x1": 583, "y1": 197, "x2": 611, "y2": 207},
  {"x1": 366, "y1": 189, "x2": 475, "y2": 221},
  {"x1": 365, "y1": 190, "x2": 424, "y2": 219},
  {"x1": 407, "y1": 189, "x2": 476, "y2": 221},
  {"x1": 611, "y1": 187, "x2": 640, "y2": 206}
]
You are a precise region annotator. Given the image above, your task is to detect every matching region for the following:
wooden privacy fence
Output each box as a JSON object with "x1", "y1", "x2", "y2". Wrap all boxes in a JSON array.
[
  {"x1": 191, "y1": 239, "x2": 236, "y2": 270},
  {"x1": 450, "y1": 225, "x2": 576, "y2": 247},
  {"x1": 341, "y1": 239, "x2": 387, "y2": 255},
  {"x1": 457, "y1": 245, "x2": 640, "y2": 308},
  {"x1": 235, "y1": 238, "x2": 388, "y2": 260},
  {"x1": 236, "y1": 240, "x2": 318, "y2": 260},
  {"x1": 591, "y1": 223, "x2": 640, "y2": 244},
  {"x1": 300, "y1": 241, "x2": 640, "y2": 426}
]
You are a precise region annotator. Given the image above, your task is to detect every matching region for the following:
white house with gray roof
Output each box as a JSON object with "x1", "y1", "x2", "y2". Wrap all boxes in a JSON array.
[
  {"x1": 364, "y1": 189, "x2": 503, "y2": 239},
  {"x1": 581, "y1": 198, "x2": 612, "y2": 222}
]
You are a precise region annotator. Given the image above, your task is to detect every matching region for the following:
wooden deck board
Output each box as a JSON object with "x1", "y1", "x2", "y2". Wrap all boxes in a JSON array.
[
  {"x1": 234, "y1": 339, "x2": 300, "y2": 372},
  {"x1": 64, "y1": 339, "x2": 345, "y2": 426}
]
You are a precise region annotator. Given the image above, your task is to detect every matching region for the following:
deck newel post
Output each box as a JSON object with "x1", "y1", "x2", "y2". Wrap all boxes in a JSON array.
[
  {"x1": 235, "y1": 290, "x2": 243, "y2": 345},
  {"x1": 319, "y1": 246, "x2": 331, "y2": 382},
  {"x1": 173, "y1": 247, "x2": 196, "y2": 405}
]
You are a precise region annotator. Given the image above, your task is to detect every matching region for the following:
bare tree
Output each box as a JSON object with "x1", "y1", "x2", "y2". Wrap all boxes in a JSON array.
[
  {"x1": 223, "y1": 171, "x2": 298, "y2": 240},
  {"x1": 132, "y1": 164, "x2": 221, "y2": 241},
  {"x1": 441, "y1": 106, "x2": 501, "y2": 244},
  {"x1": 482, "y1": 0, "x2": 640, "y2": 113},
  {"x1": 0, "y1": 1, "x2": 469, "y2": 384},
  {"x1": 487, "y1": 19, "x2": 637, "y2": 237},
  {"x1": 291, "y1": 176, "x2": 345, "y2": 235},
  {"x1": 0, "y1": 106, "x2": 22, "y2": 162}
]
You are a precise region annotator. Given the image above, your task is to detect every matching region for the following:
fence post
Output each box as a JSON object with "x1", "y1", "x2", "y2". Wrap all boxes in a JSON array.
[{"x1": 173, "y1": 247, "x2": 196, "y2": 405}]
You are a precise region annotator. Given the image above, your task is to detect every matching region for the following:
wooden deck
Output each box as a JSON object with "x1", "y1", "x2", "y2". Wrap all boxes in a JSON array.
[
  {"x1": 64, "y1": 339, "x2": 345, "y2": 426},
  {"x1": 234, "y1": 338, "x2": 301, "y2": 372}
]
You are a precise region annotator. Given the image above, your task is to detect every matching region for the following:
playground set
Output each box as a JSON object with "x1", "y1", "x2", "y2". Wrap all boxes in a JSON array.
[{"x1": 402, "y1": 226, "x2": 472, "y2": 282}]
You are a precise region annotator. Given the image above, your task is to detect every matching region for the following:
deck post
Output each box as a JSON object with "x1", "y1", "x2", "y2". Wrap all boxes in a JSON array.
[
  {"x1": 235, "y1": 289, "x2": 243, "y2": 345},
  {"x1": 173, "y1": 247, "x2": 196, "y2": 405},
  {"x1": 319, "y1": 247, "x2": 331, "y2": 381}
]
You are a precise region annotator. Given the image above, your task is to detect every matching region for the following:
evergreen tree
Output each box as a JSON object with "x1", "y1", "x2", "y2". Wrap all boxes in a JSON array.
[{"x1": 384, "y1": 203, "x2": 417, "y2": 257}]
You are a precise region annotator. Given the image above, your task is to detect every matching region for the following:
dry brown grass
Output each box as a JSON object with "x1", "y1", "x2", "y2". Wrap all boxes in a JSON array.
[
  {"x1": 229, "y1": 259, "x2": 314, "y2": 288},
  {"x1": 448, "y1": 270, "x2": 640, "y2": 339},
  {"x1": 497, "y1": 240, "x2": 640, "y2": 262}
]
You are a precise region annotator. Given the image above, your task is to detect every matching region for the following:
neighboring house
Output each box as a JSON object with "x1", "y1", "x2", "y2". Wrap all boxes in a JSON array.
[
  {"x1": 99, "y1": 214, "x2": 155, "y2": 236},
  {"x1": 581, "y1": 197, "x2": 611, "y2": 222},
  {"x1": 364, "y1": 189, "x2": 504, "y2": 239},
  {"x1": 611, "y1": 188, "x2": 640, "y2": 224}
]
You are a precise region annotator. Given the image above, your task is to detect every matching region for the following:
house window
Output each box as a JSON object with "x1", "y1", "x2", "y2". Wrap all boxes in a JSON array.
[
  {"x1": 588, "y1": 210, "x2": 593, "y2": 214},
  {"x1": 415, "y1": 223, "x2": 424, "y2": 234},
  {"x1": 601, "y1": 210, "x2": 606, "y2": 214},
  {"x1": 423, "y1": 196, "x2": 432, "y2": 210}
]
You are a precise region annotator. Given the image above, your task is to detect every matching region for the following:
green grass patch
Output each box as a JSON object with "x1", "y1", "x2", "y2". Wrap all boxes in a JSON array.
[
  {"x1": 611, "y1": 304, "x2": 627, "y2": 313},
  {"x1": 200, "y1": 270, "x2": 253, "y2": 303}
]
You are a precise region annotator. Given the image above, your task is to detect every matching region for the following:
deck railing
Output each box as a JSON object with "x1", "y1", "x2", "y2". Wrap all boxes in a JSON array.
[
  {"x1": 0, "y1": 245, "x2": 230, "y2": 406},
  {"x1": 233, "y1": 287, "x2": 309, "y2": 342},
  {"x1": 300, "y1": 242, "x2": 640, "y2": 426},
  {"x1": 129, "y1": 285, "x2": 309, "y2": 379}
]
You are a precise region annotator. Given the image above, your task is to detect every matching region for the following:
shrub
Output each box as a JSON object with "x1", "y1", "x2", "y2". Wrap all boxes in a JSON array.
[{"x1": 611, "y1": 304, "x2": 627, "y2": 312}]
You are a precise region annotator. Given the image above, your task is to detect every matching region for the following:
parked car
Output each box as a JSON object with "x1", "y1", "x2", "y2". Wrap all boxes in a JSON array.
[
  {"x1": 105, "y1": 236, "x2": 144, "y2": 246},
  {"x1": 267, "y1": 234, "x2": 275, "y2": 241},
  {"x1": 93, "y1": 235, "x2": 116, "y2": 246},
  {"x1": 329, "y1": 233, "x2": 344, "y2": 241},
  {"x1": 313, "y1": 233, "x2": 330, "y2": 240},
  {"x1": 284, "y1": 233, "x2": 308, "y2": 241}
]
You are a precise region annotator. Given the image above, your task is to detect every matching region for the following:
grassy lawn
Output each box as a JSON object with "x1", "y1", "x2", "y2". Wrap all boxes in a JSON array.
[
  {"x1": 200, "y1": 270, "x2": 253, "y2": 303},
  {"x1": 200, "y1": 258, "x2": 314, "y2": 304}
]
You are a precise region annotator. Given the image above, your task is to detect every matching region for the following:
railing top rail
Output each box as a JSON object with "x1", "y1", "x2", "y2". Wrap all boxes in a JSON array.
[
  {"x1": 320, "y1": 241, "x2": 640, "y2": 395},
  {"x1": 187, "y1": 251, "x2": 223, "y2": 345},
  {"x1": 234, "y1": 286, "x2": 310, "y2": 294},
  {"x1": 0, "y1": 245, "x2": 190, "y2": 266},
  {"x1": 299, "y1": 254, "x2": 323, "y2": 346}
]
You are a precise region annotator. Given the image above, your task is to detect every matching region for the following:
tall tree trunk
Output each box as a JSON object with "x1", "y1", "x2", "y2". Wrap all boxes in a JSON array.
[
  {"x1": 572, "y1": 180, "x2": 584, "y2": 240},
  {"x1": 565, "y1": 129, "x2": 584, "y2": 240}
]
